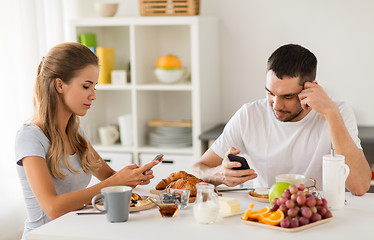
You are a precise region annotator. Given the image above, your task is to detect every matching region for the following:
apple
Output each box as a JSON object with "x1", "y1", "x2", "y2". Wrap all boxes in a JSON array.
[{"x1": 269, "y1": 182, "x2": 291, "y2": 205}]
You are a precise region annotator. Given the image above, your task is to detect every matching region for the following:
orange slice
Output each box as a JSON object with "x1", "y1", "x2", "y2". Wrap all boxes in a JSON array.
[
  {"x1": 241, "y1": 203, "x2": 254, "y2": 220},
  {"x1": 258, "y1": 209, "x2": 284, "y2": 226},
  {"x1": 248, "y1": 206, "x2": 271, "y2": 220}
]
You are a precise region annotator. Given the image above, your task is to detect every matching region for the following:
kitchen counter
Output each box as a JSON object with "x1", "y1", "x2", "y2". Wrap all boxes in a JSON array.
[{"x1": 28, "y1": 186, "x2": 374, "y2": 240}]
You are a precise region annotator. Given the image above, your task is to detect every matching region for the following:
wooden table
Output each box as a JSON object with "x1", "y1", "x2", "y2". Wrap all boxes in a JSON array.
[{"x1": 28, "y1": 186, "x2": 374, "y2": 240}]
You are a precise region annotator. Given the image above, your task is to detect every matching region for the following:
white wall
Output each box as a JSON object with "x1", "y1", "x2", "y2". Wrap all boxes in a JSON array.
[
  {"x1": 201, "y1": 0, "x2": 374, "y2": 126},
  {"x1": 60, "y1": 0, "x2": 374, "y2": 126}
]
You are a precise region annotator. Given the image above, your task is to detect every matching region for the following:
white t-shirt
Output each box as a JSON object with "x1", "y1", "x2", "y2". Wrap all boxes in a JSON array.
[{"x1": 211, "y1": 99, "x2": 361, "y2": 189}]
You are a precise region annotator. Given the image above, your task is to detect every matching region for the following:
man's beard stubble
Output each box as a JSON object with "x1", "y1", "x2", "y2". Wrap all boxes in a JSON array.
[{"x1": 273, "y1": 107, "x2": 304, "y2": 122}]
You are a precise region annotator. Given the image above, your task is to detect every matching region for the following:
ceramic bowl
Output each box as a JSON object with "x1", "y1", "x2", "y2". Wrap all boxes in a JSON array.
[
  {"x1": 154, "y1": 68, "x2": 186, "y2": 84},
  {"x1": 94, "y1": 3, "x2": 119, "y2": 17}
]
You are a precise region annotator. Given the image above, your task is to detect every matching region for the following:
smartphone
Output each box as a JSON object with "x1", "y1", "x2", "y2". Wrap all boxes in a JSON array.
[
  {"x1": 143, "y1": 154, "x2": 163, "y2": 174},
  {"x1": 228, "y1": 154, "x2": 250, "y2": 170},
  {"x1": 152, "y1": 154, "x2": 164, "y2": 162}
]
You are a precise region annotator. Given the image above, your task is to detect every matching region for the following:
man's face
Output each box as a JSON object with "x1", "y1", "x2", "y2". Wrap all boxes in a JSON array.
[{"x1": 265, "y1": 70, "x2": 307, "y2": 122}]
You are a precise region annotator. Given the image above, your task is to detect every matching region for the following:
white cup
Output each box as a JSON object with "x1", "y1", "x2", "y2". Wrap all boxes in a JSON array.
[
  {"x1": 118, "y1": 114, "x2": 133, "y2": 147},
  {"x1": 276, "y1": 173, "x2": 316, "y2": 187},
  {"x1": 98, "y1": 126, "x2": 119, "y2": 146},
  {"x1": 323, "y1": 154, "x2": 350, "y2": 210}
]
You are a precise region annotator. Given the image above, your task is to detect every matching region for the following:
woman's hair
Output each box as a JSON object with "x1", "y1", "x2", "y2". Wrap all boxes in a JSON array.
[
  {"x1": 33, "y1": 42, "x2": 101, "y2": 178},
  {"x1": 267, "y1": 44, "x2": 317, "y2": 86}
]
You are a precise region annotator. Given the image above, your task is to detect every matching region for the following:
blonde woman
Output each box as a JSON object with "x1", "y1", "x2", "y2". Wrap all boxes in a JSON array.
[{"x1": 15, "y1": 42, "x2": 160, "y2": 239}]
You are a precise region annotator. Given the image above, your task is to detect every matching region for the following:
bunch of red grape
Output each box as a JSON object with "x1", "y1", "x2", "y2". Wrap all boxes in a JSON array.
[{"x1": 271, "y1": 184, "x2": 333, "y2": 228}]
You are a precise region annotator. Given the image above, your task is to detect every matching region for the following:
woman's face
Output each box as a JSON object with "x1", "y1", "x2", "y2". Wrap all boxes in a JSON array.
[{"x1": 59, "y1": 64, "x2": 99, "y2": 117}]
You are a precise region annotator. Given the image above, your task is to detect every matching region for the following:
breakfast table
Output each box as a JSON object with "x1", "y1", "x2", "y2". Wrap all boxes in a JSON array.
[{"x1": 28, "y1": 186, "x2": 374, "y2": 240}]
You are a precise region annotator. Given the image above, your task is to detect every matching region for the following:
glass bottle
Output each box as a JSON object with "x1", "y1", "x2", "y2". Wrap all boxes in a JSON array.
[{"x1": 193, "y1": 182, "x2": 219, "y2": 224}]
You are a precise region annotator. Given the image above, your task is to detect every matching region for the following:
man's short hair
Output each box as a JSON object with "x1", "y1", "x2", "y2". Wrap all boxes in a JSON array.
[{"x1": 267, "y1": 44, "x2": 317, "y2": 85}]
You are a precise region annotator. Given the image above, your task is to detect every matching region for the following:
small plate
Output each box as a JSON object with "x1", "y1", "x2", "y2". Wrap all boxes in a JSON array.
[
  {"x1": 88, "y1": 195, "x2": 156, "y2": 212},
  {"x1": 248, "y1": 189, "x2": 270, "y2": 203},
  {"x1": 130, "y1": 199, "x2": 155, "y2": 212},
  {"x1": 220, "y1": 209, "x2": 244, "y2": 218},
  {"x1": 242, "y1": 217, "x2": 334, "y2": 232}
]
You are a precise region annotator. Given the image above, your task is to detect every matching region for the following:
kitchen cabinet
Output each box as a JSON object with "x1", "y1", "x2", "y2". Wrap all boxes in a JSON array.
[
  {"x1": 68, "y1": 17, "x2": 220, "y2": 168},
  {"x1": 88, "y1": 152, "x2": 133, "y2": 187},
  {"x1": 139, "y1": 153, "x2": 194, "y2": 186}
]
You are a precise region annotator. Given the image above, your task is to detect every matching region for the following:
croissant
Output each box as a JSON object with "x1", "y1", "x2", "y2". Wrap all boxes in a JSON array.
[
  {"x1": 167, "y1": 179, "x2": 201, "y2": 196},
  {"x1": 155, "y1": 171, "x2": 204, "y2": 197},
  {"x1": 155, "y1": 171, "x2": 190, "y2": 190}
]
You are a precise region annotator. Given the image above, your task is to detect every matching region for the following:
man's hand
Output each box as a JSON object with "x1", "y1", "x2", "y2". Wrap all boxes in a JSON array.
[
  {"x1": 220, "y1": 147, "x2": 257, "y2": 187},
  {"x1": 298, "y1": 81, "x2": 338, "y2": 118}
]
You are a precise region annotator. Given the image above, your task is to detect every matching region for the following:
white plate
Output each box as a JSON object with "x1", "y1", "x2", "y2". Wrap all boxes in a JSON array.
[
  {"x1": 242, "y1": 217, "x2": 334, "y2": 232},
  {"x1": 248, "y1": 189, "x2": 270, "y2": 203},
  {"x1": 220, "y1": 209, "x2": 244, "y2": 218}
]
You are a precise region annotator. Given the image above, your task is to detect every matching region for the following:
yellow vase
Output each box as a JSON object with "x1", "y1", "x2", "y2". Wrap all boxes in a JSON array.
[{"x1": 96, "y1": 47, "x2": 115, "y2": 84}]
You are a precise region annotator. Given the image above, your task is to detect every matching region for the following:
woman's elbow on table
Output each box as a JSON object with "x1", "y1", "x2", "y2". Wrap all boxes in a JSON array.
[{"x1": 42, "y1": 201, "x2": 70, "y2": 220}]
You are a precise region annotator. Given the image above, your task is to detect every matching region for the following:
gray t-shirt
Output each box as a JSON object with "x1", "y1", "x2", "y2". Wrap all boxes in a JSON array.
[{"x1": 15, "y1": 123, "x2": 91, "y2": 240}]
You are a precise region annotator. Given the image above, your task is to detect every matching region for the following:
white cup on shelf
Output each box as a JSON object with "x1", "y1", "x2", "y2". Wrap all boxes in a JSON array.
[
  {"x1": 322, "y1": 154, "x2": 350, "y2": 210},
  {"x1": 98, "y1": 126, "x2": 119, "y2": 146}
]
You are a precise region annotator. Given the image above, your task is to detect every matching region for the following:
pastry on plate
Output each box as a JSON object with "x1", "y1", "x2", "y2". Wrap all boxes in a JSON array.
[{"x1": 248, "y1": 187, "x2": 269, "y2": 201}]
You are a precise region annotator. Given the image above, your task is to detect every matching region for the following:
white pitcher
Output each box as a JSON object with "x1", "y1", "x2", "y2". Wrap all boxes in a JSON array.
[{"x1": 322, "y1": 154, "x2": 350, "y2": 210}]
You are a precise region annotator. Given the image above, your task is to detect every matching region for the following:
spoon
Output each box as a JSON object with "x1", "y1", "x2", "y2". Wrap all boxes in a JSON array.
[{"x1": 147, "y1": 197, "x2": 161, "y2": 208}]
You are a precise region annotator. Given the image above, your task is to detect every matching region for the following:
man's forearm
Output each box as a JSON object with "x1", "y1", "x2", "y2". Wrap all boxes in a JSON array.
[
  {"x1": 191, "y1": 162, "x2": 225, "y2": 186},
  {"x1": 325, "y1": 108, "x2": 371, "y2": 196}
]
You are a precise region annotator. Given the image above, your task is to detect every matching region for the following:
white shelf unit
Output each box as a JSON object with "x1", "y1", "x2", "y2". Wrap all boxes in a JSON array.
[{"x1": 69, "y1": 17, "x2": 220, "y2": 166}]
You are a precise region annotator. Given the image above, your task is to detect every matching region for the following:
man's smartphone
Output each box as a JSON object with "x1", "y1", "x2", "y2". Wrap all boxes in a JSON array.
[
  {"x1": 143, "y1": 154, "x2": 163, "y2": 174},
  {"x1": 228, "y1": 154, "x2": 250, "y2": 170}
]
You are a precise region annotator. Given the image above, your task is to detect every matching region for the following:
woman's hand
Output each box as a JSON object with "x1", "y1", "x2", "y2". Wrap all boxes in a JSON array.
[{"x1": 113, "y1": 159, "x2": 161, "y2": 188}]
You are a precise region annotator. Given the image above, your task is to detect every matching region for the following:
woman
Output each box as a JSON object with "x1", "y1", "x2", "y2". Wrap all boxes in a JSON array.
[{"x1": 15, "y1": 42, "x2": 160, "y2": 239}]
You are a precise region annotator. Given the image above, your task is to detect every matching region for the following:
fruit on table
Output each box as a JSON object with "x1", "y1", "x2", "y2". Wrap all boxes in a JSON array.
[
  {"x1": 156, "y1": 54, "x2": 182, "y2": 69},
  {"x1": 241, "y1": 205, "x2": 270, "y2": 221},
  {"x1": 243, "y1": 184, "x2": 333, "y2": 228},
  {"x1": 268, "y1": 182, "x2": 291, "y2": 205},
  {"x1": 258, "y1": 209, "x2": 284, "y2": 226},
  {"x1": 242, "y1": 204, "x2": 284, "y2": 226},
  {"x1": 241, "y1": 203, "x2": 254, "y2": 220},
  {"x1": 272, "y1": 184, "x2": 333, "y2": 228}
]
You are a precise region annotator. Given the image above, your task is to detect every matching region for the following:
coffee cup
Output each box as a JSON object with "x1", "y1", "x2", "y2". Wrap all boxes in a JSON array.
[
  {"x1": 276, "y1": 173, "x2": 315, "y2": 187},
  {"x1": 322, "y1": 154, "x2": 350, "y2": 210},
  {"x1": 98, "y1": 126, "x2": 119, "y2": 145},
  {"x1": 92, "y1": 186, "x2": 132, "y2": 222}
]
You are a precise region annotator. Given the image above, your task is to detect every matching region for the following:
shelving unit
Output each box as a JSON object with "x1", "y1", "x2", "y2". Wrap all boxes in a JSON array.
[{"x1": 68, "y1": 16, "x2": 220, "y2": 169}]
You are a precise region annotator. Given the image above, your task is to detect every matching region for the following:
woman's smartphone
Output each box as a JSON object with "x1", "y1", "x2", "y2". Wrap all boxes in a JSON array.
[
  {"x1": 228, "y1": 154, "x2": 250, "y2": 170},
  {"x1": 143, "y1": 154, "x2": 163, "y2": 174},
  {"x1": 152, "y1": 154, "x2": 164, "y2": 162}
]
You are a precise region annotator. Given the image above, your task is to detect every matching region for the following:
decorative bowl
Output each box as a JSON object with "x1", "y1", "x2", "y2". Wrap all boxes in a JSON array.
[
  {"x1": 94, "y1": 3, "x2": 119, "y2": 17},
  {"x1": 154, "y1": 68, "x2": 186, "y2": 84}
]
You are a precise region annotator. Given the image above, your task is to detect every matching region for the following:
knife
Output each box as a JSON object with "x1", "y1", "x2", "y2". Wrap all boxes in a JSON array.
[{"x1": 216, "y1": 187, "x2": 254, "y2": 192}]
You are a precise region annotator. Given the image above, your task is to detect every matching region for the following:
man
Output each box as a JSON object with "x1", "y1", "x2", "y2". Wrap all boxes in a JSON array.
[{"x1": 192, "y1": 44, "x2": 371, "y2": 196}]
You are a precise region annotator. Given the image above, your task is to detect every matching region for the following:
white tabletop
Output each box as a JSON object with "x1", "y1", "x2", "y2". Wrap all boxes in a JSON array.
[{"x1": 28, "y1": 187, "x2": 374, "y2": 240}]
